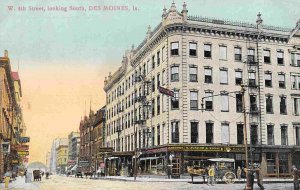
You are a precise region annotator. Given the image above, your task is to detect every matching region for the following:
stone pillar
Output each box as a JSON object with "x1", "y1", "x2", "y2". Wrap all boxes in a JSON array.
[
  {"x1": 261, "y1": 152, "x2": 267, "y2": 176},
  {"x1": 275, "y1": 152, "x2": 280, "y2": 177}
]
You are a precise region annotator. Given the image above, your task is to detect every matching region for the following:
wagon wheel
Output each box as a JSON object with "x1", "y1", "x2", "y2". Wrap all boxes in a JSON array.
[{"x1": 224, "y1": 172, "x2": 236, "y2": 184}]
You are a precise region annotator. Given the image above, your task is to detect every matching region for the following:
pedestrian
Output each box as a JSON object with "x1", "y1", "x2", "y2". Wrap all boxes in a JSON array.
[
  {"x1": 237, "y1": 166, "x2": 242, "y2": 181},
  {"x1": 4, "y1": 170, "x2": 12, "y2": 188},
  {"x1": 292, "y1": 165, "x2": 299, "y2": 190},
  {"x1": 208, "y1": 165, "x2": 215, "y2": 186},
  {"x1": 256, "y1": 166, "x2": 264, "y2": 190}
]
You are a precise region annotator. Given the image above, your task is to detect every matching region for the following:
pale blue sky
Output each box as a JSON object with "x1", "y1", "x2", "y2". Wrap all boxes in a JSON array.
[{"x1": 0, "y1": 0, "x2": 299, "y2": 68}]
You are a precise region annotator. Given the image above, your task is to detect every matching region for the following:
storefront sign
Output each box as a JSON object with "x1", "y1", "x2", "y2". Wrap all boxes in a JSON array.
[
  {"x1": 11, "y1": 159, "x2": 19, "y2": 164},
  {"x1": 17, "y1": 151, "x2": 29, "y2": 156},
  {"x1": 12, "y1": 145, "x2": 29, "y2": 151},
  {"x1": 79, "y1": 160, "x2": 90, "y2": 167},
  {"x1": 144, "y1": 147, "x2": 168, "y2": 154},
  {"x1": 158, "y1": 86, "x2": 174, "y2": 97},
  {"x1": 168, "y1": 146, "x2": 245, "y2": 152},
  {"x1": 19, "y1": 137, "x2": 30, "y2": 143},
  {"x1": 99, "y1": 147, "x2": 113, "y2": 153}
]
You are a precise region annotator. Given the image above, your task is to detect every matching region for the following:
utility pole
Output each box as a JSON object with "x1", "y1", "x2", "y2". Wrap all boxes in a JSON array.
[{"x1": 241, "y1": 84, "x2": 252, "y2": 190}]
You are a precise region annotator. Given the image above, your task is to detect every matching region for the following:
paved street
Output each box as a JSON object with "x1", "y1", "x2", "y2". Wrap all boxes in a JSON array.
[{"x1": 1, "y1": 175, "x2": 294, "y2": 190}]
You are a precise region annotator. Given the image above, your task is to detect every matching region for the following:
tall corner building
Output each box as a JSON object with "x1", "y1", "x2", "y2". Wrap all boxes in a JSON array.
[{"x1": 103, "y1": 2, "x2": 300, "y2": 177}]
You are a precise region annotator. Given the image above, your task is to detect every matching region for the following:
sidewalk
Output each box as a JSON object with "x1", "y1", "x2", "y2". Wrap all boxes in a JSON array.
[
  {"x1": 96, "y1": 174, "x2": 293, "y2": 183},
  {"x1": 0, "y1": 176, "x2": 39, "y2": 189}
]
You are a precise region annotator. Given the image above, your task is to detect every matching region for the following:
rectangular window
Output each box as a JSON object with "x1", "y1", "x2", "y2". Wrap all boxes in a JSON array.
[
  {"x1": 204, "y1": 68, "x2": 212, "y2": 83},
  {"x1": 280, "y1": 96, "x2": 287, "y2": 114},
  {"x1": 152, "y1": 77, "x2": 155, "y2": 92},
  {"x1": 189, "y1": 42, "x2": 197, "y2": 56},
  {"x1": 250, "y1": 125, "x2": 258, "y2": 145},
  {"x1": 190, "y1": 91, "x2": 198, "y2": 110},
  {"x1": 162, "y1": 70, "x2": 165, "y2": 85},
  {"x1": 204, "y1": 44, "x2": 212, "y2": 58},
  {"x1": 236, "y1": 94, "x2": 243, "y2": 112},
  {"x1": 250, "y1": 95, "x2": 258, "y2": 113},
  {"x1": 157, "y1": 96, "x2": 160, "y2": 115},
  {"x1": 265, "y1": 73, "x2": 272, "y2": 87},
  {"x1": 221, "y1": 94, "x2": 229, "y2": 111},
  {"x1": 295, "y1": 126, "x2": 300, "y2": 146},
  {"x1": 235, "y1": 71, "x2": 243, "y2": 85},
  {"x1": 171, "y1": 90, "x2": 179, "y2": 109},
  {"x1": 291, "y1": 74, "x2": 300, "y2": 90},
  {"x1": 189, "y1": 67, "x2": 197, "y2": 82},
  {"x1": 264, "y1": 50, "x2": 271, "y2": 63},
  {"x1": 152, "y1": 127, "x2": 155, "y2": 146},
  {"x1": 152, "y1": 99, "x2": 155, "y2": 117},
  {"x1": 220, "y1": 70, "x2": 228, "y2": 84},
  {"x1": 219, "y1": 46, "x2": 227, "y2": 60},
  {"x1": 171, "y1": 121, "x2": 179, "y2": 143},
  {"x1": 157, "y1": 51, "x2": 160, "y2": 66},
  {"x1": 278, "y1": 74, "x2": 285, "y2": 88},
  {"x1": 171, "y1": 66, "x2": 179, "y2": 81},
  {"x1": 221, "y1": 123, "x2": 229, "y2": 144},
  {"x1": 234, "y1": 47, "x2": 242, "y2": 61},
  {"x1": 248, "y1": 49, "x2": 255, "y2": 62},
  {"x1": 157, "y1": 125, "x2": 160, "y2": 145},
  {"x1": 277, "y1": 51, "x2": 284, "y2": 65},
  {"x1": 266, "y1": 153, "x2": 276, "y2": 174},
  {"x1": 293, "y1": 98, "x2": 300, "y2": 115},
  {"x1": 237, "y1": 124, "x2": 244, "y2": 144},
  {"x1": 291, "y1": 53, "x2": 300, "y2": 67},
  {"x1": 266, "y1": 96, "x2": 273, "y2": 114},
  {"x1": 162, "y1": 47, "x2": 165, "y2": 61},
  {"x1": 191, "y1": 122, "x2": 198, "y2": 143},
  {"x1": 205, "y1": 92, "x2": 213, "y2": 110},
  {"x1": 206, "y1": 123, "x2": 213, "y2": 143},
  {"x1": 249, "y1": 72, "x2": 256, "y2": 87},
  {"x1": 281, "y1": 126, "x2": 288, "y2": 145},
  {"x1": 152, "y1": 55, "x2": 155, "y2": 69},
  {"x1": 267, "y1": 125, "x2": 274, "y2": 145},
  {"x1": 157, "y1": 74, "x2": 160, "y2": 89},
  {"x1": 171, "y1": 42, "x2": 179, "y2": 56}
]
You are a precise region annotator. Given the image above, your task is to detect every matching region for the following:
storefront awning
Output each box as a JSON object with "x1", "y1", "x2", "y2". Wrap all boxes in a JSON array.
[
  {"x1": 71, "y1": 164, "x2": 77, "y2": 171},
  {"x1": 107, "y1": 157, "x2": 119, "y2": 160},
  {"x1": 208, "y1": 158, "x2": 235, "y2": 162},
  {"x1": 140, "y1": 157, "x2": 159, "y2": 161}
]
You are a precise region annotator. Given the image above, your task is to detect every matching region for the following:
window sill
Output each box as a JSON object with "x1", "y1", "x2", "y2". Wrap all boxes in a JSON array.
[
  {"x1": 171, "y1": 55, "x2": 180, "y2": 57},
  {"x1": 235, "y1": 83, "x2": 242, "y2": 86},
  {"x1": 206, "y1": 109, "x2": 214, "y2": 111},
  {"x1": 190, "y1": 108, "x2": 199, "y2": 111},
  {"x1": 264, "y1": 62, "x2": 271, "y2": 64},
  {"x1": 266, "y1": 112, "x2": 274, "y2": 114},
  {"x1": 171, "y1": 80, "x2": 180, "y2": 82},
  {"x1": 204, "y1": 57, "x2": 212, "y2": 59},
  {"x1": 171, "y1": 108, "x2": 180, "y2": 110},
  {"x1": 204, "y1": 82, "x2": 213, "y2": 84},
  {"x1": 234, "y1": 60, "x2": 242, "y2": 62},
  {"x1": 190, "y1": 80, "x2": 198, "y2": 83},
  {"x1": 265, "y1": 86, "x2": 273, "y2": 88},
  {"x1": 220, "y1": 83, "x2": 228, "y2": 85},
  {"x1": 189, "y1": 55, "x2": 198, "y2": 58},
  {"x1": 279, "y1": 87, "x2": 286, "y2": 89},
  {"x1": 280, "y1": 113, "x2": 287, "y2": 115},
  {"x1": 221, "y1": 110, "x2": 229, "y2": 112},
  {"x1": 219, "y1": 59, "x2": 228, "y2": 61},
  {"x1": 236, "y1": 111, "x2": 243, "y2": 113},
  {"x1": 277, "y1": 64, "x2": 284, "y2": 66}
]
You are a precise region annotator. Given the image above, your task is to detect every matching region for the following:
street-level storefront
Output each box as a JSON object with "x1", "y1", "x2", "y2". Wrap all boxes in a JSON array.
[{"x1": 105, "y1": 151, "x2": 134, "y2": 176}]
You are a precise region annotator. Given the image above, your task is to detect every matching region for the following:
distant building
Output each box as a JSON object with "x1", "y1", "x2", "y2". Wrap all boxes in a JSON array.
[
  {"x1": 79, "y1": 106, "x2": 106, "y2": 172},
  {"x1": 49, "y1": 138, "x2": 68, "y2": 174},
  {"x1": 67, "y1": 131, "x2": 80, "y2": 172},
  {"x1": 56, "y1": 142, "x2": 68, "y2": 174}
]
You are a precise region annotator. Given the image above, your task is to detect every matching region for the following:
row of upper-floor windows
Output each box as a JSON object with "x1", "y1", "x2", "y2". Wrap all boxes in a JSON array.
[
  {"x1": 106, "y1": 70, "x2": 300, "y2": 119},
  {"x1": 171, "y1": 41, "x2": 300, "y2": 66}
]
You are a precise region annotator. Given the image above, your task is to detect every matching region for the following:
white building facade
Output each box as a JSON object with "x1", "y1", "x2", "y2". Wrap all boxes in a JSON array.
[{"x1": 104, "y1": 2, "x2": 300, "y2": 177}]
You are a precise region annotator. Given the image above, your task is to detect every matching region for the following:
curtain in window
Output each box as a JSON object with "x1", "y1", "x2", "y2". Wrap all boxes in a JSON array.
[
  {"x1": 219, "y1": 46, "x2": 227, "y2": 59},
  {"x1": 205, "y1": 92, "x2": 212, "y2": 101},
  {"x1": 205, "y1": 68, "x2": 212, "y2": 75},
  {"x1": 171, "y1": 66, "x2": 179, "y2": 74},
  {"x1": 171, "y1": 42, "x2": 179, "y2": 49},
  {"x1": 221, "y1": 123, "x2": 229, "y2": 144},
  {"x1": 264, "y1": 50, "x2": 270, "y2": 57},
  {"x1": 235, "y1": 48, "x2": 241, "y2": 54},
  {"x1": 249, "y1": 72, "x2": 255, "y2": 79},
  {"x1": 189, "y1": 43, "x2": 197, "y2": 50},
  {"x1": 220, "y1": 70, "x2": 228, "y2": 83},
  {"x1": 221, "y1": 95, "x2": 229, "y2": 111},
  {"x1": 204, "y1": 44, "x2": 211, "y2": 51},
  {"x1": 265, "y1": 73, "x2": 271, "y2": 80},
  {"x1": 235, "y1": 71, "x2": 242, "y2": 78},
  {"x1": 189, "y1": 67, "x2": 197, "y2": 74},
  {"x1": 278, "y1": 74, "x2": 285, "y2": 82},
  {"x1": 277, "y1": 51, "x2": 283, "y2": 58}
]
